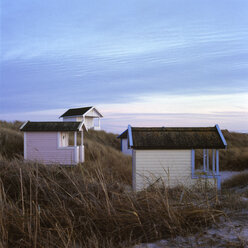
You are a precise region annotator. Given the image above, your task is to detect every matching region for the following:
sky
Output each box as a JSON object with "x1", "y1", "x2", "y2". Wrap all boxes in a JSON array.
[{"x1": 0, "y1": 0, "x2": 248, "y2": 133}]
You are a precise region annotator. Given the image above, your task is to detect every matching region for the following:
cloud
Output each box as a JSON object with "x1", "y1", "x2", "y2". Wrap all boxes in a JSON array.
[
  {"x1": 1, "y1": 0, "x2": 248, "y2": 132},
  {"x1": 1, "y1": 92, "x2": 247, "y2": 133}
]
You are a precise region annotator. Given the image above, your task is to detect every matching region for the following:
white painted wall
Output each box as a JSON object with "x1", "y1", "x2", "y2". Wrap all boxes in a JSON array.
[
  {"x1": 23, "y1": 132, "x2": 27, "y2": 159},
  {"x1": 63, "y1": 117, "x2": 78, "y2": 122},
  {"x1": 133, "y1": 150, "x2": 192, "y2": 191},
  {"x1": 26, "y1": 132, "x2": 76, "y2": 165},
  {"x1": 84, "y1": 117, "x2": 94, "y2": 129},
  {"x1": 121, "y1": 139, "x2": 132, "y2": 156}
]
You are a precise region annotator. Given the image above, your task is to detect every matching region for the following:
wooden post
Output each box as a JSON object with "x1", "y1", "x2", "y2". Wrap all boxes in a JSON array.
[
  {"x1": 191, "y1": 149, "x2": 195, "y2": 177},
  {"x1": 80, "y1": 131, "x2": 84, "y2": 163},
  {"x1": 216, "y1": 150, "x2": 219, "y2": 175},
  {"x1": 81, "y1": 131, "x2": 83, "y2": 145},
  {"x1": 74, "y1": 132, "x2": 77, "y2": 147},
  {"x1": 74, "y1": 132, "x2": 78, "y2": 163},
  {"x1": 203, "y1": 149, "x2": 206, "y2": 172},
  {"x1": 212, "y1": 149, "x2": 215, "y2": 174},
  {"x1": 216, "y1": 150, "x2": 221, "y2": 190},
  {"x1": 206, "y1": 149, "x2": 209, "y2": 173}
]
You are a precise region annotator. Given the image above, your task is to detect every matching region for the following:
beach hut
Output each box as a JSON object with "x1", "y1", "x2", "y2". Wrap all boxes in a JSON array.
[
  {"x1": 60, "y1": 106, "x2": 103, "y2": 130},
  {"x1": 119, "y1": 125, "x2": 227, "y2": 191},
  {"x1": 117, "y1": 129, "x2": 132, "y2": 155},
  {"x1": 20, "y1": 121, "x2": 86, "y2": 165}
]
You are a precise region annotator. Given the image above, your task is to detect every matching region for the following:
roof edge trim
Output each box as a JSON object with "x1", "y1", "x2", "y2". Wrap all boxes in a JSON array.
[
  {"x1": 60, "y1": 114, "x2": 84, "y2": 119},
  {"x1": 78, "y1": 121, "x2": 88, "y2": 132},
  {"x1": 82, "y1": 106, "x2": 94, "y2": 117},
  {"x1": 128, "y1": 125, "x2": 133, "y2": 147},
  {"x1": 83, "y1": 107, "x2": 103, "y2": 118},
  {"x1": 117, "y1": 129, "x2": 127, "y2": 139},
  {"x1": 215, "y1": 124, "x2": 227, "y2": 148},
  {"x1": 20, "y1": 121, "x2": 28, "y2": 130}
]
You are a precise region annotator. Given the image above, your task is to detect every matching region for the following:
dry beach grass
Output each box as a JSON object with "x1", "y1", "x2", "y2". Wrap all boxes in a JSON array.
[
  {"x1": 0, "y1": 159, "x2": 225, "y2": 248},
  {"x1": 0, "y1": 121, "x2": 247, "y2": 247}
]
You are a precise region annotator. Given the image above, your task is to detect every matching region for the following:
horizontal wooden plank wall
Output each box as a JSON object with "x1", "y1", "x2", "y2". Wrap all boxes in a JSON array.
[
  {"x1": 26, "y1": 132, "x2": 75, "y2": 165},
  {"x1": 135, "y1": 150, "x2": 192, "y2": 190}
]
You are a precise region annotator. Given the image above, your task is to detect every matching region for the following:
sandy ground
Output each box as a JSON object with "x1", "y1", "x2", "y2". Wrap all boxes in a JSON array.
[
  {"x1": 134, "y1": 211, "x2": 248, "y2": 248},
  {"x1": 220, "y1": 170, "x2": 248, "y2": 181}
]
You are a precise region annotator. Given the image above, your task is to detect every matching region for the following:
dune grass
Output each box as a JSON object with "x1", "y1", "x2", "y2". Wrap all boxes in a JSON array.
[
  {"x1": 0, "y1": 121, "x2": 23, "y2": 159},
  {"x1": 0, "y1": 121, "x2": 247, "y2": 247},
  {"x1": 219, "y1": 130, "x2": 248, "y2": 171},
  {"x1": 0, "y1": 159, "x2": 224, "y2": 248}
]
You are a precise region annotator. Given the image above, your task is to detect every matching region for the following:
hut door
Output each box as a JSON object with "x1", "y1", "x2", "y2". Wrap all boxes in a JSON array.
[{"x1": 61, "y1": 132, "x2": 69, "y2": 147}]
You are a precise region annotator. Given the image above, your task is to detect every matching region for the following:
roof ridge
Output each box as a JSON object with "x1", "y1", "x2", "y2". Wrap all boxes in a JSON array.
[
  {"x1": 67, "y1": 106, "x2": 93, "y2": 110},
  {"x1": 132, "y1": 127, "x2": 217, "y2": 131}
]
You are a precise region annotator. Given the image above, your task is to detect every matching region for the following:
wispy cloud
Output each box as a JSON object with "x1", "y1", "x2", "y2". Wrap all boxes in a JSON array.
[
  {"x1": 1, "y1": 92, "x2": 247, "y2": 133},
  {"x1": 1, "y1": 0, "x2": 248, "y2": 132}
]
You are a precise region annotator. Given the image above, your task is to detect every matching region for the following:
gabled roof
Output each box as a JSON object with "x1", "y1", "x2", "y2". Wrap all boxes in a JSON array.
[
  {"x1": 124, "y1": 125, "x2": 227, "y2": 149},
  {"x1": 60, "y1": 106, "x2": 103, "y2": 118},
  {"x1": 20, "y1": 121, "x2": 86, "y2": 132}
]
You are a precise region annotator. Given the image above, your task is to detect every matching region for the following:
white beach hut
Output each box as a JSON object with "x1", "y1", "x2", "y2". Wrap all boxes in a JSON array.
[
  {"x1": 20, "y1": 121, "x2": 86, "y2": 165},
  {"x1": 119, "y1": 125, "x2": 227, "y2": 191},
  {"x1": 60, "y1": 106, "x2": 103, "y2": 130}
]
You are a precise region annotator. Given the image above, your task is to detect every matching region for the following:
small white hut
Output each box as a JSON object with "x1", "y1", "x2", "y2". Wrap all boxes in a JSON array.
[
  {"x1": 119, "y1": 125, "x2": 227, "y2": 191},
  {"x1": 60, "y1": 106, "x2": 103, "y2": 130},
  {"x1": 117, "y1": 130, "x2": 132, "y2": 155},
  {"x1": 20, "y1": 121, "x2": 87, "y2": 165}
]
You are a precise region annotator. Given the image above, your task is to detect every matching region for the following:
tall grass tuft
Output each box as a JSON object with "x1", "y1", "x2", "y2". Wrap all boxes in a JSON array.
[{"x1": 0, "y1": 159, "x2": 224, "y2": 248}]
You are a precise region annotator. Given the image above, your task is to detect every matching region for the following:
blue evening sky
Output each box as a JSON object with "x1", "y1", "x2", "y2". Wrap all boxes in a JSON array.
[{"x1": 1, "y1": 0, "x2": 248, "y2": 132}]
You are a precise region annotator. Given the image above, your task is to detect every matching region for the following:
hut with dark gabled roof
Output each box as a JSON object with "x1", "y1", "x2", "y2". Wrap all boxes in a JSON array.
[
  {"x1": 118, "y1": 125, "x2": 227, "y2": 191},
  {"x1": 60, "y1": 106, "x2": 103, "y2": 130},
  {"x1": 20, "y1": 121, "x2": 87, "y2": 165},
  {"x1": 19, "y1": 106, "x2": 103, "y2": 165}
]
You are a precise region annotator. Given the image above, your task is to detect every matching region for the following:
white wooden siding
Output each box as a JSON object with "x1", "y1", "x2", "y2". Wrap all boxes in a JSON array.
[
  {"x1": 121, "y1": 139, "x2": 132, "y2": 156},
  {"x1": 26, "y1": 132, "x2": 75, "y2": 165},
  {"x1": 63, "y1": 117, "x2": 77, "y2": 122},
  {"x1": 23, "y1": 132, "x2": 27, "y2": 159},
  {"x1": 135, "y1": 150, "x2": 192, "y2": 190},
  {"x1": 84, "y1": 117, "x2": 94, "y2": 129},
  {"x1": 63, "y1": 117, "x2": 83, "y2": 122}
]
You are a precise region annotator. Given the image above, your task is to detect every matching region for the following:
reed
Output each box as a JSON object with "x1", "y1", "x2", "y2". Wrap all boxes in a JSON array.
[{"x1": 0, "y1": 159, "x2": 224, "y2": 248}]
